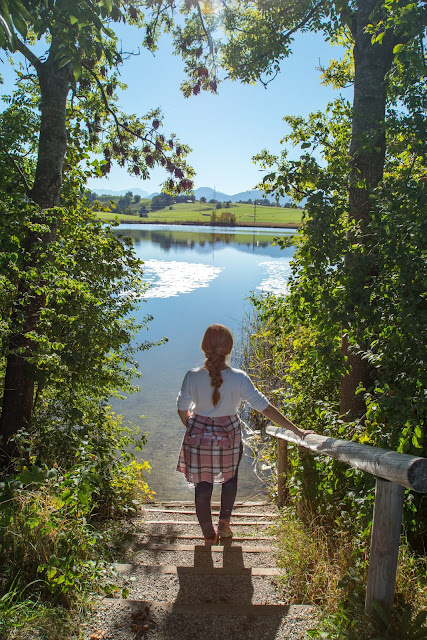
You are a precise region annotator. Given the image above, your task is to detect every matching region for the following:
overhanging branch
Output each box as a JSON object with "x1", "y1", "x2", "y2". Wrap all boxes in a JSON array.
[{"x1": 13, "y1": 37, "x2": 42, "y2": 71}]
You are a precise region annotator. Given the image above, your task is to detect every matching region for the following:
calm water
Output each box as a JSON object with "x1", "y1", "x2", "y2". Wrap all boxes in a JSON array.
[{"x1": 112, "y1": 224, "x2": 295, "y2": 500}]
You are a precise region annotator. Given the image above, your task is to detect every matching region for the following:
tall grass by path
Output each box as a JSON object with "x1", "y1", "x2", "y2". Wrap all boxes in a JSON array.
[{"x1": 239, "y1": 308, "x2": 427, "y2": 640}]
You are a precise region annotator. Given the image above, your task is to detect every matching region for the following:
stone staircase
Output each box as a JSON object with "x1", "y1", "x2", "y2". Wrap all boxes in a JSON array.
[{"x1": 85, "y1": 501, "x2": 317, "y2": 640}]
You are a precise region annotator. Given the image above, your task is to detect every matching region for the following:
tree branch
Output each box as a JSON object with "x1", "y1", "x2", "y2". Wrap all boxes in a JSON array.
[
  {"x1": 1, "y1": 145, "x2": 31, "y2": 194},
  {"x1": 196, "y1": 1, "x2": 214, "y2": 54},
  {"x1": 13, "y1": 36, "x2": 42, "y2": 71},
  {"x1": 81, "y1": 63, "x2": 161, "y2": 155},
  {"x1": 278, "y1": 0, "x2": 325, "y2": 42}
]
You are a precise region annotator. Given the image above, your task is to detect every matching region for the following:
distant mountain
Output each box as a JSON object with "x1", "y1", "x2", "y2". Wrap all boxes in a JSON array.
[
  {"x1": 90, "y1": 186, "x2": 291, "y2": 205},
  {"x1": 194, "y1": 187, "x2": 291, "y2": 205},
  {"x1": 193, "y1": 187, "x2": 230, "y2": 202},
  {"x1": 90, "y1": 187, "x2": 152, "y2": 198}
]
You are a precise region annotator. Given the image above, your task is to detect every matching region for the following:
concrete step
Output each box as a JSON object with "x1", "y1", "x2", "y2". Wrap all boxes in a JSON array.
[
  {"x1": 127, "y1": 543, "x2": 274, "y2": 552},
  {"x1": 156, "y1": 501, "x2": 271, "y2": 507},
  {"x1": 141, "y1": 508, "x2": 277, "y2": 518},
  {"x1": 112, "y1": 570, "x2": 286, "y2": 606},
  {"x1": 133, "y1": 522, "x2": 274, "y2": 539},
  {"x1": 84, "y1": 499, "x2": 319, "y2": 639},
  {"x1": 102, "y1": 598, "x2": 310, "y2": 617},
  {"x1": 132, "y1": 527, "x2": 275, "y2": 543},
  {"x1": 122, "y1": 543, "x2": 276, "y2": 568},
  {"x1": 85, "y1": 598, "x2": 318, "y2": 640},
  {"x1": 114, "y1": 563, "x2": 281, "y2": 576},
  {"x1": 143, "y1": 519, "x2": 275, "y2": 526}
]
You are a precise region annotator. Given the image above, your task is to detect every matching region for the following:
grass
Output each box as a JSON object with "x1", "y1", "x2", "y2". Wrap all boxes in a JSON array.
[
  {"x1": 272, "y1": 507, "x2": 427, "y2": 639},
  {"x1": 0, "y1": 576, "x2": 90, "y2": 640},
  {"x1": 272, "y1": 507, "x2": 357, "y2": 607},
  {"x1": 96, "y1": 200, "x2": 303, "y2": 228}
]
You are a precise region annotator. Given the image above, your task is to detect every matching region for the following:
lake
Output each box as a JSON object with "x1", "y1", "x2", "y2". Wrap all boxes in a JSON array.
[{"x1": 112, "y1": 224, "x2": 295, "y2": 500}]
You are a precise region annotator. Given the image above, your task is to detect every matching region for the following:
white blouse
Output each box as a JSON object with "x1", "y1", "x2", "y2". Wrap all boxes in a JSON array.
[{"x1": 177, "y1": 366, "x2": 269, "y2": 417}]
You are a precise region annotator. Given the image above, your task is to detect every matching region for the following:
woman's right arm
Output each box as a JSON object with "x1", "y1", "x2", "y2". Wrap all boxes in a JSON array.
[
  {"x1": 177, "y1": 371, "x2": 193, "y2": 426},
  {"x1": 261, "y1": 404, "x2": 314, "y2": 439},
  {"x1": 178, "y1": 409, "x2": 190, "y2": 426}
]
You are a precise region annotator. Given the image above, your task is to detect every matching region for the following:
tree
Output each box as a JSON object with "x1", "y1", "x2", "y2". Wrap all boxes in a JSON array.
[
  {"x1": 200, "y1": 196, "x2": 206, "y2": 203},
  {"x1": 151, "y1": 192, "x2": 173, "y2": 210},
  {"x1": 192, "y1": 0, "x2": 425, "y2": 418},
  {"x1": 116, "y1": 192, "x2": 133, "y2": 213},
  {"x1": 133, "y1": 194, "x2": 141, "y2": 203},
  {"x1": 86, "y1": 191, "x2": 97, "y2": 203},
  {"x1": 0, "y1": 1, "x2": 195, "y2": 459}
]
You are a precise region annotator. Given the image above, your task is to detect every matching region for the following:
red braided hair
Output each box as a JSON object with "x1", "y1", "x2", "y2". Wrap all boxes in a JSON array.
[{"x1": 201, "y1": 324, "x2": 233, "y2": 407}]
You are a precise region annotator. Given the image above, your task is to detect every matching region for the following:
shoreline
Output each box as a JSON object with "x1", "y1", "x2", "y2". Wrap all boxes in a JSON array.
[{"x1": 100, "y1": 217, "x2": 301, "y2": 230}]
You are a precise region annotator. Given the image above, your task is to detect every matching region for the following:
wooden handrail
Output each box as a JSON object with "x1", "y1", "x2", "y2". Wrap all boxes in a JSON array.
[
  {"x1": 266, "y1": 424, "x2": 427, "y2": 615},
  {"x1": 266, "y1": 426, "x2": 427, "y2": 492}
]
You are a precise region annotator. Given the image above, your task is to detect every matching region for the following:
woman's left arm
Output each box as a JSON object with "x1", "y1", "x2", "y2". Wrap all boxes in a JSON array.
[
  {"x1": 262, "y1": 404, "x2": 314, "y2": 439},
  {"x1": 178, "y1": 409, "x2": 190, "y2": 426}
]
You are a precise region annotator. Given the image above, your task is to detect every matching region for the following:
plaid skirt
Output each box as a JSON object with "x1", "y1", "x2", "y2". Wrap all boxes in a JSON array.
[{"x1": 176, "y1": 413, "x2": 242, "y2": 485}]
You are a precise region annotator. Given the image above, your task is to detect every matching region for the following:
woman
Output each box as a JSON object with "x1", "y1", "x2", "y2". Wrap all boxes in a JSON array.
[{"x1": 176, "y1": 323, "x2": 312, "y2": 545}]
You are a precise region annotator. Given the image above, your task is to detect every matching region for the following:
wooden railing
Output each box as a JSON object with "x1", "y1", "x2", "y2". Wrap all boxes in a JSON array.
[{"x1": 266, "y1": 425, "x2": 427, "y2": 614}]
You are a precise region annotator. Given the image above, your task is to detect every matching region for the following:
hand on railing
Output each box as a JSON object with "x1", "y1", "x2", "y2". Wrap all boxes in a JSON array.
[
  {"x1": 262, "y1": 404, "x2": 315, "y2": 440},
  {"x1": 299, "y1": 429, "x2": 315, "y2": 439}
]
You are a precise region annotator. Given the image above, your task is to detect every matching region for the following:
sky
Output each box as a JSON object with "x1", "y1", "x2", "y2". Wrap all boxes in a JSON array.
[{"x1": 0, "y1": 16, "x2": 352, "y2": 196}]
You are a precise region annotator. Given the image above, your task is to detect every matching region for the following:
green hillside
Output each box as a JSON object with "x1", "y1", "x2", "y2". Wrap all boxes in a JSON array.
[{"x1": 96, "y1": 199, "x2": 303, "y2": 228}]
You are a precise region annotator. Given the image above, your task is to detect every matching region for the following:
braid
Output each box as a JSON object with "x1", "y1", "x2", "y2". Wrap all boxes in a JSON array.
[
  {"x1": 204, "y1": 353, "x2": 226, "y2": 406},
  {"x1": 201, "y1": 324, "x2": 233, "y2": 407}
]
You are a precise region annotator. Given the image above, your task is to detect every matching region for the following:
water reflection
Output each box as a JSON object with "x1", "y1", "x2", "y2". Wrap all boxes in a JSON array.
[
  {"x1": 117, "y1": 224, "x2": 287, "y2": 257},
  {"x1": 257, "y1": 260, "x2": 292, "y2": 295},
  {"x1": 143, "y1": 260, "x2": 223, "y2": 298}
]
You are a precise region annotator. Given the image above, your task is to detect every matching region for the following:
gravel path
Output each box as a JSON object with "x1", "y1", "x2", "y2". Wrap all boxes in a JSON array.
[
  {"x1": 84, "y1": 600, "x2": 319, "y2": 640},
  {"x1": 84, "y1": 501, "x2": 319, "y2": 640}
]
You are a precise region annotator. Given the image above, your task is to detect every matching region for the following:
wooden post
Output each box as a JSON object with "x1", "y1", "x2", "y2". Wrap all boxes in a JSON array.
[
  {"x1": 365, "y1": 478, "x2": 404, "y2": 614},
  {"x1": 277, "y1": 438, "x2": 288, "y2": 507}
]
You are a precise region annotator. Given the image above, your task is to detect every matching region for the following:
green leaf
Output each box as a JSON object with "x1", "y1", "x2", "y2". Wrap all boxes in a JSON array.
[
  {"x1": 58, "y1": 57, "x2": 73, "y2": 69},
  {"x1": 11, "y1": 11, "x2": 28, "y2": 39},
  {"x1": 414, "y1": 425, "x2": 422, "y2": 439},
  {"x1": 46, "y1": 566, "x2": 58, "y2": 580},
  {"x1": 70, "y1": 15, "x2": 79, "y2": 25},
  {"x1": 393, "y1": 43, "x2": 404, "y2": 54},
  {"x1": 73, "y1": 63, "x2": 82, "y2": 81},
  {"x1": 100, "y1": 0, "x2": 113, "y2": 12}
]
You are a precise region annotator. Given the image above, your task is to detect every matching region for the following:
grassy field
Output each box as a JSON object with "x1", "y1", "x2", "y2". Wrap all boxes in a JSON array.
[{"x1": 96, "y1": 200, "x2": 303, "y2": 228}]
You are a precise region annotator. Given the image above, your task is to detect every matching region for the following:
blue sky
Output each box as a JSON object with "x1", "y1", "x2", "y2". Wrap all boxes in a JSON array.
[
  {"x1": 97, "y1": 23, "x2": 351, "y2": 195},
  {"x1": 1, "y1": 19, "x2": 351, "y2": 196}
]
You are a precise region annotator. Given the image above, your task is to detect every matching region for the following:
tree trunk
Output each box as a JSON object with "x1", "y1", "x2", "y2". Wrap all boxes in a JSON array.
[
  {"x1": 340, "y1": 0, "x2": 395, "y2": 418},
  {"x1": 0, "y1": 43, "x2": 72, "y2": 460}
]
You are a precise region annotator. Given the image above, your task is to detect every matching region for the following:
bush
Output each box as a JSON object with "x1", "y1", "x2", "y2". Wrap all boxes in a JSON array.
[
  {"x1": 210, "y1": 211, "x2": 236, "y2": 226},
  {"x1": 0, "y1": 403, "x2": 154, "y2": 608}
]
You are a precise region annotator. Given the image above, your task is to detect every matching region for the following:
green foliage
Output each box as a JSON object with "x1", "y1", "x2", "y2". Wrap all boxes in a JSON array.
[
  {"x1": 273, "y1": 507, "x2": 358, "y2": 606},
  {"x1": 0, "y1": 578, "x2": 60, "y2": 639},
  {"x1": 152, "y1": 192, "x2": 174, "y2": 210},
  {"x1": 210, "y1": 210, "x2": 236, "y2": 226},
  {"x1": 0, "y1": 467, "x2": 107, "y2": 605},
  {"x1": 0, "y1": 10, "x2": 162, "y2": 624},
  {"x1": 243, "y1": 30, "x2": 427, "y2": 542},
  {"x1": 307, "y1": 596, "x2": 427, "y2": 640},
  {"x1": 0, "y1": 404, "x2": 153, "y2": 606},
  {"x1": 0, "y1": 200, "x2": 151, "y2": 401}
]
